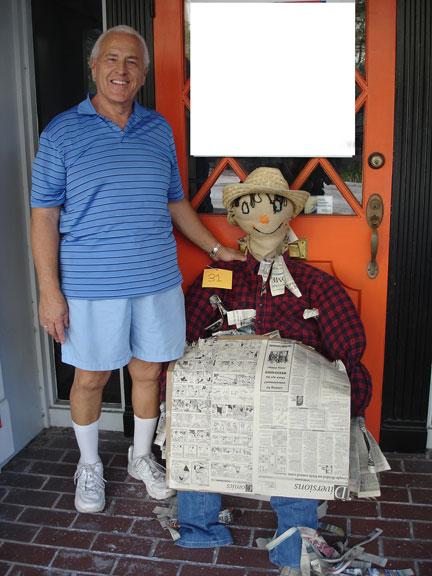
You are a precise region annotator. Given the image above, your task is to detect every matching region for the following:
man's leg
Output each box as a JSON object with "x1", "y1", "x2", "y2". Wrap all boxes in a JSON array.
[
  {"x1": 129, "y1": 357, "x2": 161, "y2": 458},
  {"x1": 70, "y1": 368, "x2": 111, "y2": 513},
  {"x1": 70, "y1": 368, "x2": 111, "y2": 425},
  {"x1": 127, "y1": 357, "x2": 175, "y2": 499},
  {"x1": 62, "y1": 297, "x2": 134, "y2": 512}
]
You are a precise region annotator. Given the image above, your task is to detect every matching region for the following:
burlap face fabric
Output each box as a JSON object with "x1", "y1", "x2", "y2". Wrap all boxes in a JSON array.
[{"x1": 223, "y1": 167, "x2": 309, "y2": 227}]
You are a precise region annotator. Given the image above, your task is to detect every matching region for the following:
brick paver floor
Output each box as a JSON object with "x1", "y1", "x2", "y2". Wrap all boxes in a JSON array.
[{"x1": 0, "y1": 428, "x2": 431, "y2": 575}]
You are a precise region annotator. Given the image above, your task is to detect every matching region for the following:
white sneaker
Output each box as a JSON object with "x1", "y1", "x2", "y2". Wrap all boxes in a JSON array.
[
  {"x1": 127, "y1": 446, "x2": 175, "y2": 500},
  {"x1": 74, "y1": 460, "x2": 106, "y2": 513}
]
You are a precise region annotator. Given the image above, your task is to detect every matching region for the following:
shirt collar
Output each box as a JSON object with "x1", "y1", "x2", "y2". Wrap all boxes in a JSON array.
[
  {"x1": 77, "y1": 94, "x2": 98, "y2": 116},
  {"x1": 246, "y1": 251, "x2": 259, "y2": 275},
  {"x1": 246, "y1": 249, "x2": 291, "y2": 275},
  {"x1": 77, "y1": 94, "x2": 151, "y2": 122}
]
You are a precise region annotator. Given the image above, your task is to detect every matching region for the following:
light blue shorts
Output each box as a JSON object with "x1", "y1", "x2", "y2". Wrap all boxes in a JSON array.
[{"x1": 61, "y1": 285, "x2": 186, "y2": 371}]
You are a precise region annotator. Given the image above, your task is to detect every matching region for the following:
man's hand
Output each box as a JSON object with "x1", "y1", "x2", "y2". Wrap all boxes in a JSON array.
[
  {"x1": 31, "y1": 206, "x2": 68, "y2": 343},
  {"x1": 39, "y1": 289, "x2": 69, "y2": 344},
  {"x1": 168, "y1": 198, "x2": 246, "y2": 262},
  {"x1": 213, "y1": 245, "x2": 246, "y2": 263}
]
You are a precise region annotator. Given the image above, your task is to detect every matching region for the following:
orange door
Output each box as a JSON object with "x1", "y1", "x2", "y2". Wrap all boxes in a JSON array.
[{"x1": 153, "y1": 0, "x2": 396, "y2": 440}]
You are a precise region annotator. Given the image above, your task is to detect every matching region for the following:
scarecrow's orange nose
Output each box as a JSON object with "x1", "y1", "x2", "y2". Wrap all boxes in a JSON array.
[{"x1": 260, "y1": 214, "x2": 270, "y2": 224}]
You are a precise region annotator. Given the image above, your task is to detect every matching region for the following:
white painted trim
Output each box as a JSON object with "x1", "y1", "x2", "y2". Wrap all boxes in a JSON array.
[
  {"x1": 17, "y1": 0, "x2": 124, "y2": 433},
  {"x1": 12, "y1": 0, "x2": 52, "y2": 428},
  {"x1": 49, "y1": 405, "x2": 124, "y2": 432},
  {"x1": 0, "y1": 365, "x2": 15, "y2": 468},
  {"x1": 102, "y1": 0, "x2": 107, "y2": 31},
  {"x1": 119, "y1": 368, "x2": 126, "y2": 408}
]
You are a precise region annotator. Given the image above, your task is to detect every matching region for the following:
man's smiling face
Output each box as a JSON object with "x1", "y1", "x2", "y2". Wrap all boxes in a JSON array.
[
  {"x1": 91, "y1": 32, "x2": 147, "y2": 109},
  {"x1": 231, "y1": 192, "x2": 294, "y2": 245}
]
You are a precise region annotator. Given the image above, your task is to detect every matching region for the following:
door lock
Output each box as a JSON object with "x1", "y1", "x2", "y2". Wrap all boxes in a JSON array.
[
  {"x1": 366, "y1": 194, "x2": 384, "y2": 279},
  {"x1": 368, "y1": 152, "x2": 385, "y2": 170}
]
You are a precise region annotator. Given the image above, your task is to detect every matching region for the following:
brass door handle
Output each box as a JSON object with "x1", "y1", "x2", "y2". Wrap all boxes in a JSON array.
[{"x1": 366, "y1": 194, "x2": 384, "y2": 279}]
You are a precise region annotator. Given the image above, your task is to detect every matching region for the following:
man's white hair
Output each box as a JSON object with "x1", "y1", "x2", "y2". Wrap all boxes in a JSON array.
[{"x1": 91, "y1": 25, "x2": 150, "y2": 69}]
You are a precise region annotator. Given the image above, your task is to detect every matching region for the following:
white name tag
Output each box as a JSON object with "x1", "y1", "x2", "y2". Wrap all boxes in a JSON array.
[
  {"x1": 227, "y1": 309, "x2": 256, "y2": 327},
  {"x1": 303, "y1": 308, "x2": 319, "y2": 319},
  {"x1": 270, "y1": 258, "x2": 286, "y2": 296}
]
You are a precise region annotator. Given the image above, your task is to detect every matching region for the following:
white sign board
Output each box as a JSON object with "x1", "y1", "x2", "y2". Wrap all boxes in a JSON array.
[{"x1": 190, "y1": 2, "x2": 355, "y2": 157}]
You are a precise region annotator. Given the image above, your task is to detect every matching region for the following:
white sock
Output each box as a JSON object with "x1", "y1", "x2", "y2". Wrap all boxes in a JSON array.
[
  {"x1": 133, "y1": 415, "x2": 159, "y2": 459},
  {"x1": 72, "y1": 418, "x2": 100, "y2": 465}
]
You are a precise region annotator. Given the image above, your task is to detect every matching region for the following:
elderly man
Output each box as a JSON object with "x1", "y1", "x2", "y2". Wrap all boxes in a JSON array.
[
  {"x1": 30, "y1": 25, "x2": 244, "y2": 514},
  {"x1": 174, "y1": 167, "x2": 372, "y2": 576}
]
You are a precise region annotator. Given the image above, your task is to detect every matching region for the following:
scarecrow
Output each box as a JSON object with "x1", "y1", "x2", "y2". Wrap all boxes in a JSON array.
[{"x1": 175, "y1": 167, "x2": 373, "y2": 576}]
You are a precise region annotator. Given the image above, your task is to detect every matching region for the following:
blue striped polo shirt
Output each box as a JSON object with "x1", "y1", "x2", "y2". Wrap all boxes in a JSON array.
[{"x1": 31, "y1": 95, "x2": 184, "y2": 299}]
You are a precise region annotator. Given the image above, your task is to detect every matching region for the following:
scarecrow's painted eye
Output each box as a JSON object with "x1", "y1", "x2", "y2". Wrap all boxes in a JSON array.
[
  {"x1": 273, "y1": 199, "x2": 282, "y2": 212},
  {"x1": 268, "y1": 194, "x2": 286, "y2": 214},
  {"x1": 241, "y1": 201, "x2": 249, "y2": 214}
]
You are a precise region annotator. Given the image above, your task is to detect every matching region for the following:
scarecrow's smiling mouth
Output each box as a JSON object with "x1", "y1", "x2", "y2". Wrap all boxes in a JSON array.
[{"x1": 254, "y1": 223, "x2": 283, "y2": 235}]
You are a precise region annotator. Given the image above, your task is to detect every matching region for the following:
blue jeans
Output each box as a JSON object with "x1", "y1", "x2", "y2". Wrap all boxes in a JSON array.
[{"x1": 176, "y1": 491, "x2": 318, "y2": 569}]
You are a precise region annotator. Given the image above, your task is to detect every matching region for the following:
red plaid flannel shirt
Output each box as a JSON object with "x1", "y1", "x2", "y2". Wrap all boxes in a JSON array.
[{"x1": 177, "y1": 252, "x2": 372, "y2": 417}]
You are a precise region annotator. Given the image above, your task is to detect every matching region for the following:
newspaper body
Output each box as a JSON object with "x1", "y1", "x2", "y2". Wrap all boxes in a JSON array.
[
  {"x1": 167, "y1": 336, "x2": 351, "y2": 500},
  {"x1": 349, "y1": 416, "x2": 390, "y2": 498},
  {"x1": 254, "y1": 339, "x2": 351, "y2": 499}
]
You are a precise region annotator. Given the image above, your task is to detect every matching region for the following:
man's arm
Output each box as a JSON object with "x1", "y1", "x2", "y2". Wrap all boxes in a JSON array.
[
  {"x1": 30, "y1": 207, "x2": 69, "y2": 344},
  {"x1": 168, "y1": 198, "x2": 246, "y2": 262}
]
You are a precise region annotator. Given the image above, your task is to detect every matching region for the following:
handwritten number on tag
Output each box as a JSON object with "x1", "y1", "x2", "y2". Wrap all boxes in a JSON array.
[
  {"x1": 202, "y1": 269, "x2": 233, "y2": 290},
  {"x1": 208, "y1": 272, "x2": 220, "y2": 283}
]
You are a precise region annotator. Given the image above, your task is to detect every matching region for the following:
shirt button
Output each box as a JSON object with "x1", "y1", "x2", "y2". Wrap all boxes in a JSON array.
[{"x1": 258, "y1": 303, "x2": 263, "y2": 308}]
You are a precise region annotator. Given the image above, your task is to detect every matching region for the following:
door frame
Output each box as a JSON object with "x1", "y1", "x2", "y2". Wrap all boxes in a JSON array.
[
  {"x1": 24, "y1": 0, "x2": 127, "y2": 431},
  {"x1": 154, "y1": 0, "x2": 397, "y2": 441},
  {"x1": 380, "y1": 0, "x2": 432, "y2": 452}
]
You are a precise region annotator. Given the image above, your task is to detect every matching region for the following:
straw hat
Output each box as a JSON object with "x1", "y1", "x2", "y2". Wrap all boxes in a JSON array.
[{"x1": 223, "y1": 167, "x2": 310, "y2": 223}]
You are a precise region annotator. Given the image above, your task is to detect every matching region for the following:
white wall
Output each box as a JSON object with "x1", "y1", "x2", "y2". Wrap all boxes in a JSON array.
[
  {"x1": 0, "y1": 361, "x2": 14, "y2": 467},
  {"x1": 0, "y1": 0, "x2": 45, "y2": 467}
]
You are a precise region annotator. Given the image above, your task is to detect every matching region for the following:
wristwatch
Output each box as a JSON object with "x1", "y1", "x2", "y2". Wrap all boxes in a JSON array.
[{"x1": 209, "y1": 242, "x2": 222, "y2": 259}]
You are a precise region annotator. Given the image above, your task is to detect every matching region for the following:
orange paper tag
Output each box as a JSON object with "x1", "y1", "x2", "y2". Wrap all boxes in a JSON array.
[{"x1": 202, "y1": 268, "x2": 233, "y2": 290}]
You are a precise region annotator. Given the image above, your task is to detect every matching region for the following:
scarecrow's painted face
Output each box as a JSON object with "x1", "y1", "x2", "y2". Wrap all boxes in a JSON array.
[{"x1": 231, "y1": 193, "x2": 294, "y2": 243}]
